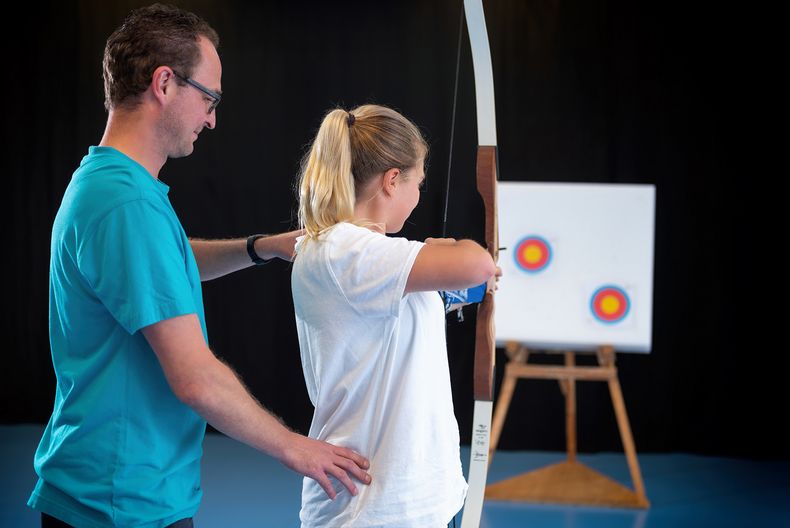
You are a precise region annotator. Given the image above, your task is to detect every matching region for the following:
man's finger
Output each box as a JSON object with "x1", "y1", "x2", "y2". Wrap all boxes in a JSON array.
[
  {"x1": 333, "y1": 454, "x2": 372, "y2": 484},
  {"x1": 334, "y1": 446, "x2": 370, "y2": 470},
  {"x1": 327, "y1": 465, "x2": 359, "y2": 497},
  {"x1": 313, "y1": 472, "x2": 337, "y2": 501}
]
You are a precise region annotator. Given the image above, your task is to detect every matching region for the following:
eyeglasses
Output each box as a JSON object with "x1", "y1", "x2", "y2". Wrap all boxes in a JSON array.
[{"x1": 171, "y1": 69, "x2": 221, "y2": 114}]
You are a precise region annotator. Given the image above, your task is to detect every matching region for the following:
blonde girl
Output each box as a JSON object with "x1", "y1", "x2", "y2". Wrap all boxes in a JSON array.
[{"x1": 292, "y1": 104, "x2": 496, "y2": 527}]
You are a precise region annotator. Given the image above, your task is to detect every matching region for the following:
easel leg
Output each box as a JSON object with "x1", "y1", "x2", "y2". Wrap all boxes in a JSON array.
[
  {"x1": 598, "y1": 346, "x2": 649, "y2": 506},
  {"x1": 563, "y1": 352, "x2": 577, "y2": 463},
  {"x1": 489, "y1": 368, "x2": 515, "y2": 462},
  {"x1": 489, "y1": 342, "x2": 527, "y2": 462}
]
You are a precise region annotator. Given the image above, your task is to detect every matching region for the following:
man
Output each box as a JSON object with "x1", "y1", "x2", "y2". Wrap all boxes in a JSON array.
[{"x1": 28, "y1": 5, "x2": 370, "y2": 527}]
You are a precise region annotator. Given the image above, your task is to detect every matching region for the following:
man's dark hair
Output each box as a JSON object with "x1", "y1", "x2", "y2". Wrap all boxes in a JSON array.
[{"x1": 102, "y1": 3, "x2": 219, "y2": 111}]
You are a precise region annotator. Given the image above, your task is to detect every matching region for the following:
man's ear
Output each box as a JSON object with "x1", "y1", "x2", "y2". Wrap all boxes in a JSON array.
[
  {"x1": 150, "y1": 66, "x2": 175, "y2": 105},
  {"x1": 381, "y1": 168, "x2": 401, "y2": 197}
]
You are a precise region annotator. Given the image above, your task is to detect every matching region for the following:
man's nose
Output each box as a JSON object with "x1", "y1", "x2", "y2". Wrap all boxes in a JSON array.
[{"x1": 205, "y1": 110, "x2": 216, "y2": 130}]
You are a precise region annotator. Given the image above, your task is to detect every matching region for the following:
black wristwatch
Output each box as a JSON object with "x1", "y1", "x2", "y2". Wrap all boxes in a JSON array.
[{"x1": 247, "y1": 234, "x2": 273, "y2": 266}]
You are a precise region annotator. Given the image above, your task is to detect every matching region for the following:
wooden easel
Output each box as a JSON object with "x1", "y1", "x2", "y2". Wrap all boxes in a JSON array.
[{"x1": 484, "y1": 342, "x2": 650, "y2": 508}]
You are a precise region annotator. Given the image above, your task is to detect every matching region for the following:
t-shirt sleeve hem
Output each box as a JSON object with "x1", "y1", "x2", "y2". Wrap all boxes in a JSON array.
[
  {"x1": 123, "y1": 301, "x2": 199, "y2": 336},
  {"x1": 391, "y1": 240, "x2": 425, "y2": 316}
]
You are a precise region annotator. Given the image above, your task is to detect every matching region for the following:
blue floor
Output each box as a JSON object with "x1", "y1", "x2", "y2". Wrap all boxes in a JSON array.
[{"x1": 3, "y1": 424, "x2": 788, "y2": 527}]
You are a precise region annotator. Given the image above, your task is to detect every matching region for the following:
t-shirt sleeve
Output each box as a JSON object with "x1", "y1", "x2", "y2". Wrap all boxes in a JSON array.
[
  {"x1": 78, "y1": 198, "x2": 197, "y2": 335},
  {"x1": 328, "y1": 227, "x2": 424, "y2": 318}
]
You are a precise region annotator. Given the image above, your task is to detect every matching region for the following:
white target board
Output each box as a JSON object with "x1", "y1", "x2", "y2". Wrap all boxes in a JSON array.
[{"x1": 495, "y1": 182, "x2": 655, "y2": 352}]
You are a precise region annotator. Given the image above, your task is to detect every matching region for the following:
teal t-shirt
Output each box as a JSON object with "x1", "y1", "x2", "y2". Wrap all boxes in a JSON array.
[{"x1": 28, "y1": 146, "x2": 209, "y2": 527}]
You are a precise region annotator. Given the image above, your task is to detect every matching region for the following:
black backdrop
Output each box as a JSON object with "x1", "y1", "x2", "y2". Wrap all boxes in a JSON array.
[{"x1": 5, "y1": 1, "x2": 759, "y2": 457}]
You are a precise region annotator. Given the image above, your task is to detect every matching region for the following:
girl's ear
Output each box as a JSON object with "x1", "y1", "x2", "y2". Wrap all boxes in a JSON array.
[{"x1": 381, "y1": 168, "x2": 401, "y2": 197}]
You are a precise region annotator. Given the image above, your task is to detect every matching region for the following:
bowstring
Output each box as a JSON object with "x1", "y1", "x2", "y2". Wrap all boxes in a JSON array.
[
  {"x1": 442, "y1": 3, "x2": 466, "y2": 239},
  {"x1": 441, "y1": 3, "x2": 468, "y2": 324}
]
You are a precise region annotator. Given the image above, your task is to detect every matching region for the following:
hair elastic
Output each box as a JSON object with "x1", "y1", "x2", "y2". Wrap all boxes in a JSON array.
[{"x1": 346, "y1": 113, "x2": 356, "y2": 127}]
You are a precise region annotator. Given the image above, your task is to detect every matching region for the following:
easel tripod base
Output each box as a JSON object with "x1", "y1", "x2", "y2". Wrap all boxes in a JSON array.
[
  {"x1": 485, "y1": 459, "x2": 650, "y2": 508},
  {"x1": 485, "y1": 343, "x2": 650, "y2": 509}
]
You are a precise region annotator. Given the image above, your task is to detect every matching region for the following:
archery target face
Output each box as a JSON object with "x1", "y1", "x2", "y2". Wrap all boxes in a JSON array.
[
  {"x1": 590, "y1": 285, "x2": 630, "y2": 324},
  {"x1": 514, "y1": 236, "x2": 552, "y2": 273},
  {"x1": 495, "y1": 182, "x2": 655, "y2": 352}
]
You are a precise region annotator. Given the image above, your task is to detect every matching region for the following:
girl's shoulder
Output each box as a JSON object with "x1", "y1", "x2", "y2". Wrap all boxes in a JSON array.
[{"x1": 329, "y1": 223, "x2": 420, "y2": 262}]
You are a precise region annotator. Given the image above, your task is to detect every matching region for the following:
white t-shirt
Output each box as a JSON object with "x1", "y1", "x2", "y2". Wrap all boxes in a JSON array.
[{"x1": 292, "y1": 222, "x2": 468, "y2": 528}]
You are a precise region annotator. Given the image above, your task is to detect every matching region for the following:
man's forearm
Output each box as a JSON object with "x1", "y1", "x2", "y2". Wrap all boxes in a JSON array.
[
  {"x1": 189, "y1": 230, "x2": 300, "y2": 281},
  {"x1": 181, "y1": 355, "x2": 294, "y2": 459},
  {"x1": 143, "y1": 313, "x2": 372, "y2": 498}
]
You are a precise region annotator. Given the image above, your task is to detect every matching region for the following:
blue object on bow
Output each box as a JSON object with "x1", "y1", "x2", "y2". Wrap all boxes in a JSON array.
[{"x1": 440, "y1": 282, "x2": 487, "y2": 314}]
